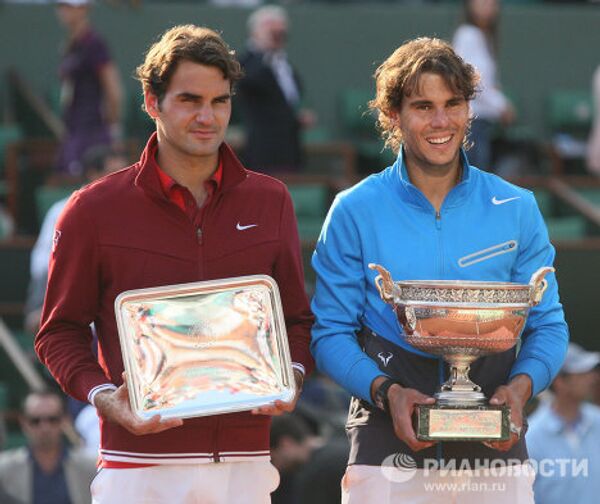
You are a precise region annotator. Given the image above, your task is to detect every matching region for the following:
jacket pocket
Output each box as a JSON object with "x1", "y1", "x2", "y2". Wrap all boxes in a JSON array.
[{"x1": 458, "y1": 240, "x2": 518, "y2": 268}]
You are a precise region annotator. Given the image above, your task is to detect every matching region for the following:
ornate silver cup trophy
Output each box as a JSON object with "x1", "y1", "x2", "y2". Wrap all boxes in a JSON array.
[{"x1": 369, "y1": 263, "x2": 554, "y2": 441}]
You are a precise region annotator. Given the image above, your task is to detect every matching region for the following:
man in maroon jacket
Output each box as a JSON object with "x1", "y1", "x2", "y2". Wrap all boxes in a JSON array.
[{"x1": 35, "y1": 24, "x2": 313, "y2": 503}]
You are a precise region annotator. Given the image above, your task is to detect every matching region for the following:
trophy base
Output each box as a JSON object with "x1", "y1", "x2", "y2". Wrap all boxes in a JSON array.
[{"x1": 415, "y1": 404, "x2": 510, "y2": 442}]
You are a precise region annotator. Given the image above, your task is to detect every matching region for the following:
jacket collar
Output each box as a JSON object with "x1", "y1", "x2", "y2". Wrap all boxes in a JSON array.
[
  {"x1": 386, "y1": 146, "x2": 474, "y2": 211},
  {"x1": 134, "y1": 132, "x2": 248, "y2": 199}
]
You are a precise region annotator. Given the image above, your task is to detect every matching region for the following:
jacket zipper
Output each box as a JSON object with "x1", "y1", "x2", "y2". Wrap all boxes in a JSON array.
[
  {"x1": 195, "y1": 192, "x2": 221, "y2": 276},
  {"x1": 435, "y1": 210, "x2": 444, "y2": 277},
  {"x1": 213, "y1": 418, "x2": 221, "y2": 462}
]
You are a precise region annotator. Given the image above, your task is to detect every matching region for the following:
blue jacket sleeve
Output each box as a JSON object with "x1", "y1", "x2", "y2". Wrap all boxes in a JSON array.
[
  {"x1": 310, "y1": 196, "x2": 387, "y2": 403},
  {"x1": 509, "y1": 194, "x2": 569, "y2": 396}
]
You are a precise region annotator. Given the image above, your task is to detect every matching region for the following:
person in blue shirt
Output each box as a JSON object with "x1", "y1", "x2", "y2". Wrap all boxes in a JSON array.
[
  {"x1": 0, "y1": 390, "x2": 97, "y2": 504},
  {"x1": 526, "y1": 343, "x2": 600, "y2": 504},
  {"x1": 311, "y1": 37, "x2": 568, "y2": 503}
]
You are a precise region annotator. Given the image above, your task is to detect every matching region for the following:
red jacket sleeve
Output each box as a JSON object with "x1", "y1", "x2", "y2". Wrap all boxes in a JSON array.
[
  {"x1": 34, "y1": 192, "x2": 111, "y2": 402},
  {"x1": 274, "y1": 187, "x2": 315, "y2": 376}
]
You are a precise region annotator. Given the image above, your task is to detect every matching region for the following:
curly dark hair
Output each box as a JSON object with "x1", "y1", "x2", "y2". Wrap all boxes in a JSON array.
[{"x1": 369, "y1": 37, "x2": 479, "y2": 154}]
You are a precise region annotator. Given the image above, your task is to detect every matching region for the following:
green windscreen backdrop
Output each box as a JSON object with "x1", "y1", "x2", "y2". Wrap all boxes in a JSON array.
[{"x1": 1, "y1": 3, "x2": 599, "y2": 140}]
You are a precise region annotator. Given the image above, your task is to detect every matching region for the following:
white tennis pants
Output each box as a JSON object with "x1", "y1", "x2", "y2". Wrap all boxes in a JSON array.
[
  {"x1": 91, "y1": 461, "x2": 280, "y2": 504},
  {"x1": 342, "y1": 463, "x2": 535, "y2": 504}
]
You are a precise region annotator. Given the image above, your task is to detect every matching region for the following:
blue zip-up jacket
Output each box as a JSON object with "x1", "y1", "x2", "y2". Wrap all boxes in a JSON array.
[{"x1": 311, "y1": 150, "x2": 568, "y2": 404}]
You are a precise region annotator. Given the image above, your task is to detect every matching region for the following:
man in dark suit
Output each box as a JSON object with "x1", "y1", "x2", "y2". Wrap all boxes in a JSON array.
[{"x1": 237, "y1": 6, "x2": 315, "y2": 174}]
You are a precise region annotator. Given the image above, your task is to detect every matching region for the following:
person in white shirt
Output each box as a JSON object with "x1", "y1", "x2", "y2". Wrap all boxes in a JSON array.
[
  {"x1": 453, "y1": 0, "x2": 515, "y2": 172},
  {"x1": 526, "y1": 343, "x2": 600, "y2": 504},
  {"x1": 25, "y1": 147, "x2": 127, "y2": 334},
  {"x1": 586, "y1": 65, "x2": 600, "y2": 175}
]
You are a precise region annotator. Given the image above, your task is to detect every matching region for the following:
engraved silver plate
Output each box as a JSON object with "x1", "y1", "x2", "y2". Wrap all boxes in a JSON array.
[{"x1": 115, "y1": 275, "x2": 295, "y2": 420}]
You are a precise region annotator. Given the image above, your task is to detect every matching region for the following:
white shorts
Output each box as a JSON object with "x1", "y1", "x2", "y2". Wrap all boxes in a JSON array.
[
  {"x1": 91, "y1": 461, "x2": 280, "y2": 504},
  {"x1": 341, "y1": 463, "x2": 535, "y2": 504}
]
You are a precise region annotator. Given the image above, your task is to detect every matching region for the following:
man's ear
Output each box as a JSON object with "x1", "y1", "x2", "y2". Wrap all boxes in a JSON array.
[
  {"x1": 144, "y1": 90, "x2": 160, "y2": 119},
  {"x1": 390, "y1": 110, "x2": 401, "y2": 129}
]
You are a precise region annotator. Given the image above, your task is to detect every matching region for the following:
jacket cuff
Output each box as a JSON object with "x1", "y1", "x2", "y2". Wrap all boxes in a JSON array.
[
  {"x1": 509, "y1": 357, "x2": 552, "y2": 397},
  {"x1": 70, "y1": 370, "x2": 114, "y2": 404},
  {"x1": 88, "y1": 384, "x2": 118, "y2": 406},
  {"x1": 289, "y1": 344, "x2": 315, "y2": 376},
  {"x1": 344, "y1": 358, "x2": 390, "y2": 405}
]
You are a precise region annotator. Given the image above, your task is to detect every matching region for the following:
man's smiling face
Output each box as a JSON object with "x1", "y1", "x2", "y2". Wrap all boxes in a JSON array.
[{"x1": 395, "y1": 72, "x2": 470, "y2": 175}]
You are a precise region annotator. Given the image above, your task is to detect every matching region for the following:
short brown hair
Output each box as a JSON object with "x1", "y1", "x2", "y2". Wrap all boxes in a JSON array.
[
  {"x1": 369, "y1": 37, "x2": 479, "y2": 154},
  {"x1": 21, "y1": 389, "x2": 66, "y2": 416},
  {"x1": 136, "y1": 24, "x2": 243, "y2": 105}
]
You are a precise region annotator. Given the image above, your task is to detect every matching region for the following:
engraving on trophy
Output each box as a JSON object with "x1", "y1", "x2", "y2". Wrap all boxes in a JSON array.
[{"x1": 428, "y1": 409, "x2": 503, "y2": 438}]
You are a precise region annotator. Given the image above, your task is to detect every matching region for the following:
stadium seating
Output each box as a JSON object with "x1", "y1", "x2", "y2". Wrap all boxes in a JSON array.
[
  {"x1": 546, "y1": 90, "x2": 593, "y2": 174},
  {"x1": 338, "y1": 88, "x2": 395, "y2": 175}
]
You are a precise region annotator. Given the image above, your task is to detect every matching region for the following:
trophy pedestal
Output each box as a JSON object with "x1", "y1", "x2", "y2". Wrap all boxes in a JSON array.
[{"x1": 415, "y1": 404, "x2": 510, "y2": 442}]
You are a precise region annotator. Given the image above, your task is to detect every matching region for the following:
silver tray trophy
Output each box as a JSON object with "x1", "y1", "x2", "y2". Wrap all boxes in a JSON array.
[
  {"x1": 369, "y1": 263, "x2": 554, "y2": 442},
  {"x1": 115, "y1": 275, "x2": 295, "y2": 420}
]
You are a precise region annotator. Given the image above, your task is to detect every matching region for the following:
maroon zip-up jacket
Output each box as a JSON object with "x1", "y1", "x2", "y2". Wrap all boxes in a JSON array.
[{"x1": 35, "y1": 134, "x2": 314, "y2": 464}]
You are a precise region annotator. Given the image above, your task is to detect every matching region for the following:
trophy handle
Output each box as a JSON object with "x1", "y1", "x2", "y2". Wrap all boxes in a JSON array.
[
  {"x1": 403, "y1": 305, "x2": 417, "y2": 334},
  {"x1": 368, "y1": 263, "x2": 398, "y2": 304},
  {"x1": 528, "y1": 266, "x2": 555, "y2": 306}
]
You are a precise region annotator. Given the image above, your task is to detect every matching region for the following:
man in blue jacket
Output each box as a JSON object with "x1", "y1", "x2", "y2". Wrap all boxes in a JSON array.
[{"x1": 311, "y1": 37, "x2": 568, "y2": 503}]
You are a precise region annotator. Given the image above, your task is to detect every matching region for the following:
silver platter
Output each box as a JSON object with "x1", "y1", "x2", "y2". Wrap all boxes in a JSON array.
[{"x1": 115, "y1": 275, "x2": 295, "y2": 420}]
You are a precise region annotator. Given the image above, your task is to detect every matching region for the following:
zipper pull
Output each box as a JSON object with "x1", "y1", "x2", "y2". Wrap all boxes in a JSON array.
[{"x1": 196, "y1": 227, "x2": 203, "y2": 244}]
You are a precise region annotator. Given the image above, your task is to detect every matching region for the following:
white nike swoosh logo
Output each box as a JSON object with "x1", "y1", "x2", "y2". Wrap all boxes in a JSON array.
[
  {"x1": 492, "y1": 196, "x2": 521, "y2": 205},
  {"x1": 236, "y1": 223, "x2": 258, "y2": 231}
]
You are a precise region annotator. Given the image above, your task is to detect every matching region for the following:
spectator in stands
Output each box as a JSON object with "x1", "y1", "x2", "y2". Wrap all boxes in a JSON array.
[
  {"x1": 453, "y1": 0, "x2": 515, "y2": 172},
  {"x1": 587, "y1": 65, "x2": 600, "y2": 175},
  {"x1": 73, "y1": 403, "x2": 100, "y2": 458},
  {"x1": 0, "y1": 205, "x2": 14, "y2": 239},
  {"x1": 292, "y1": 434, "x2": 348, "y2": 504},
  {"x1": 526, "y1": 343, "x2": 600, "y2": 504},
  {"x1": 0, "y1": 390, "x2": 97, "y2": 504},
  {"x1": 54, "y1": 0, "x2": 122, "y2": 179},
  {"x1": 270, "y1": 414, "x2": 317, "y2": 504},
  {"x1": 0, "y1": 484, "x2": 21, "y2": 504},
  {"x1": 237, "y1": 6, "x2": 316, "y2": 174},
  {"x1": 270, "y1": 413, "x2": 348, "y2": 504}
]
